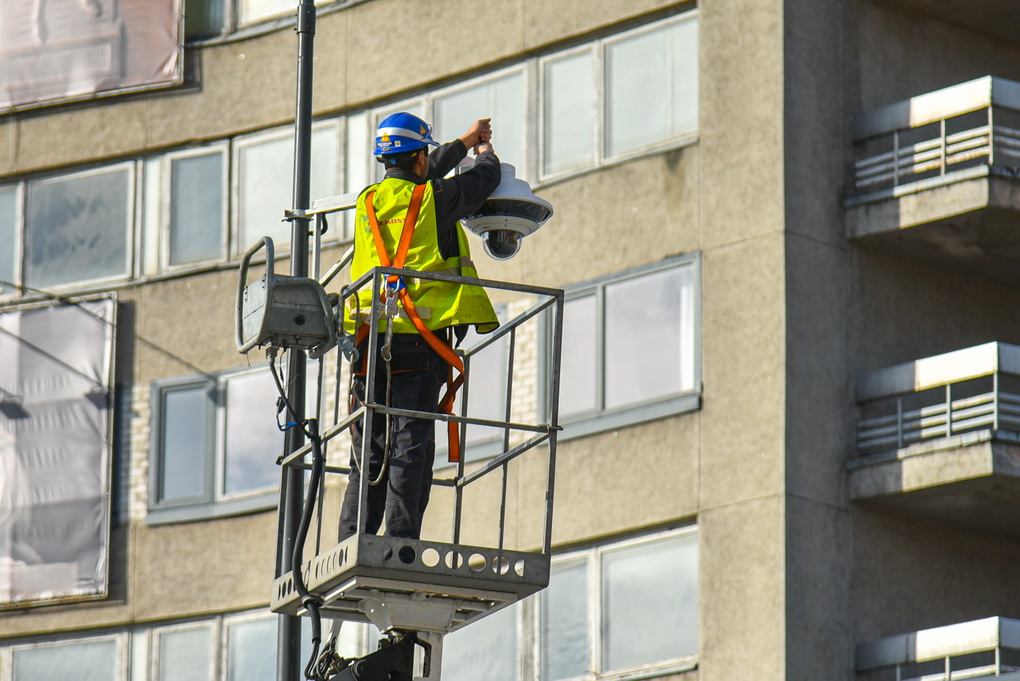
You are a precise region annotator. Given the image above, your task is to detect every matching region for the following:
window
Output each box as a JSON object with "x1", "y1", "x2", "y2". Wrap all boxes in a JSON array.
[
  {"x1": 552, "y1": 255, "x2": 701, "y2": 439},
  {"x1": 235, "y1": 123, "x2": 340, "y2": 255},
  {"x1": 541, "y1": 529, "x2": 698, "y2": 681},
  {"x1": 156, "y1": 625, "x2": 214, "y2": 681},
  {"x1": 149, "y1": 366, "x2": 284, "y2": 523},
  {"x1": 433, "y1": 69, "x2": 528, "y2": 177},
  {"x1": 25, "y1": 164, "x2": 134, "y2": 290},
  {"x1": 0, "y1": 611, "x2": 379, "y2": 681},
  {"x1": 444, "y1": 603, "x2": 520, "y2": 681},
  {"x1": 225, "y1": 616, "x2": 278, "y2": 681},
  {"x1": 237, "y1": 0, "x2": 331, "y2": 26},
  {"x1": 167, "y1": 148, "x2": 228, "y2": 268},
  {"x1": 0, "y1": 185, "x2": 18, "y2": 295},
  {"x1": 604, "y1": 16, "x2": 699, "y2": 160},
  {"x1": 542, "y1": 48, "x2": 597, "y2": 177},
  {"x1": 11, "y1": 636, "x2": 122, "y2": 681},
  {"x1": 441, "y1": 530, "x2": 698, "y2": 681},
  {"x1": 435, "y1": 305, "x2": 510, "y2": 461},
  {"x1": 540, "y1": 12, "x2": 698, "y2": 180}
]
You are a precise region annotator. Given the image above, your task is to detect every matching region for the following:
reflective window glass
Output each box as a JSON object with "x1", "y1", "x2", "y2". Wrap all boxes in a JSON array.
[
  {"x1": 183, "y1": 0, "x2": 225, "y2": 38},
  {"x1": 223, "y1": 369, "x2": 283, "y2": 496},
  {"x1": 541, "y1": 559, "x2": 589, "y2": 681},
  {"x1": 559, "y1": 295, "x2": 598, "y2": 417},
  {"x1": 13, "y1": 639, "x2": 119, "y2": 681},
  {"x1": 159, "y1": 627, "x2": 213, "y2": 681},
  {"x1": 170, "y1": 152, "x2": 225, "y2": 266},
  {"x1": 444, "y1": 603, "x2": 518, "y2": 681},
  {"x1": 604, "y1": 266, "x2": 693, "y2": 409},
  {"x1": 543, "y1": 51, "x2": 596, "y2": 176},
  {"x1": 226, "y1": 618, "x2": 277, "y2": 681},
  {"x1": 601, "y1": 533, "x2": 698, "y2": 671},
  {"x1": 159, "y1": 385, "x2": 210, "y2": 503},
  {"x1": 237, "y1": 126, "x2": 338, "y2": 253},
  {"x1": 0, "y1": 185, "x2": 16, "y2": 293},
  {"x1": 434, "y1": 71, "x2": 527, "y2": 177},
  {"x1": 605, "y1": 17, "x2": 699, "y2": 157},
  {"x1": 239, "y1": 0, "x2": 294, "y2": 24},
  {"x1": 26, "y1": 167, "x2": 131, "y2": 289}
]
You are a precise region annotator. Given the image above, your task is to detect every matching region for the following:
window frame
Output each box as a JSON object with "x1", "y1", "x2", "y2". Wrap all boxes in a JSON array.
[
  {"x1": 231, "y1": 120, "x2": 342, "y2": 258},
  {"x1": 538, "y1": 44, "x2": 600, "y2": 181},
  {"x1": 537, "y1": 10, "x2": 699, "y2": 185},
  {"x1": 0, "y1": 182, "x2": 23, "y2": 297},
  {"x1": 23, "y1": 161, "x2": 138, "y2": 292},
  {"x1": 600, "y1": 12, "x2": 700, "y2": 167},
  {"x1": 6, "y1": 632, "x2": 128, "y2": 681},
  {"x1": 539, "y1": 528, "x2": 699, "y2": 681},
  {"x1": 152, "y1": 621, "x2": 219, "y2": 681},
  {"x1": 147, "y1": 365, "x2": 282, "y2": 525},
  {"x1": 162, "y1": 144, "x2": 231, "y2": 273},
  {"x1": 543, "y1": 255, "x2": 702, "y2": 441},
  {"x1": 220, "y1": 611, "x2": 279, "y2": 681}
]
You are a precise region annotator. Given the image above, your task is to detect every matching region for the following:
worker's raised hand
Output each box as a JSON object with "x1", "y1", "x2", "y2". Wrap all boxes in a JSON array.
[{"x1": 462, "y1": 118, "x2": 493, "y2": 153}]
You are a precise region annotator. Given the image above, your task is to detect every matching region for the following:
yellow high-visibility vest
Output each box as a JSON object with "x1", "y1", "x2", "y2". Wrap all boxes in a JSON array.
[{"x1": 346, "y1": 177, "x2": 499, "y2": 335}]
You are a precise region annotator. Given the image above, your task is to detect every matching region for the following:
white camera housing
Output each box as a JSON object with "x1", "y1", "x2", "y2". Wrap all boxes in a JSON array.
[{"x1": 462, "y1": 163, "x2": 554, "y2": 260}]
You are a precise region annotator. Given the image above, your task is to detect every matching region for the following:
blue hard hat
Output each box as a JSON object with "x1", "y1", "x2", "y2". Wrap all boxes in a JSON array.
[{"x1": 374, "y1": 112, "x2": 439, "y2": 157}]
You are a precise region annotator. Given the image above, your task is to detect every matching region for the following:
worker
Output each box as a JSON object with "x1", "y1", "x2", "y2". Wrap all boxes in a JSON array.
[{"x1": 338, "y1": 112, "x2": 501, "y2": 541}]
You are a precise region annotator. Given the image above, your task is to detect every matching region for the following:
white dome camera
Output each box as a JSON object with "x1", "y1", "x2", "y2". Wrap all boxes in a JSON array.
[{"x1": 462, "y1": 164, "x2": 554, "y2": 261}]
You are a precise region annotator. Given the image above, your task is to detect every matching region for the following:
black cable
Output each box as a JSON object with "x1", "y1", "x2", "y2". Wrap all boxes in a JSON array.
[
  {"x1": 266, "y1": 348, "x2": 329, "y2": 679},
  {"x1": 294, "y1": 424, "x2": 326, "y2": 679}
]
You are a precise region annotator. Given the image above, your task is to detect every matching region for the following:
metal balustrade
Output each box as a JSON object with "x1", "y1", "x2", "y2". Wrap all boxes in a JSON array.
[
  {"x1": 856, "y1": 342, "x2": 1020, "y2": 454},
  {"x1": 857, "y1": 617, "x2": 1020, "y2": 681},
  {"x1": 851, "y1": 76, "x2": 1020, "y2": 198}
]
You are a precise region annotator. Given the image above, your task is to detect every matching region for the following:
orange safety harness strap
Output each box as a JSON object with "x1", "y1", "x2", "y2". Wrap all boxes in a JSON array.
[{"x1": 360, "y1": 184, "x2": 466, "y2": 462}]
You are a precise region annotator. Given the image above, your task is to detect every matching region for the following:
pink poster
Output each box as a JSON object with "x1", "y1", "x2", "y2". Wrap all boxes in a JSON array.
[{"x1": 0, "y1": 0, "x2": 182, "y2": 112}]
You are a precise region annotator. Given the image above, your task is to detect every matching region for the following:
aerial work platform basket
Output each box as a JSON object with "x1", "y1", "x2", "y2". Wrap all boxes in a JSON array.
[{"x1": 238, "y1": 192, "x2": 563, "y2": 655}]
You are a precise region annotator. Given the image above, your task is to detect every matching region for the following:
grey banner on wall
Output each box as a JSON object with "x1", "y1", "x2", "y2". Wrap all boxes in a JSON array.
[
  {"x1": 0, "y1": 0, "x2": 182, "y2": 112},
  {"x1": 0, "y1": 298, "x2": 115, "y2": 607}
]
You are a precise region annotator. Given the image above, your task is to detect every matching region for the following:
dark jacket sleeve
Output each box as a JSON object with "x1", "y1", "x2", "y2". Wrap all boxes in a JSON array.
[
  {"x1": 427, "y1": 140, "x2": 469, "y2": 180},
  {"x1": 430, "y1": 148, "x2": 502, "y2": 259}
]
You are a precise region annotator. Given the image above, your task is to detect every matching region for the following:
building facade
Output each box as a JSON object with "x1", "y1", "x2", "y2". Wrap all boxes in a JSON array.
[{"x1": 3, "y1": 0, "x2": 1020, "y2": 680}]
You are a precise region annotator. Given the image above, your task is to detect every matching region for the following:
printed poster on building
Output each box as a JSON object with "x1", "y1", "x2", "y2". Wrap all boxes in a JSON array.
[
  {"x1": 0, "y1": 298, "x2": 115, "y2": 607},
  {"x1": 0, "y1": 0, "x2": 182, "y2": 112}
]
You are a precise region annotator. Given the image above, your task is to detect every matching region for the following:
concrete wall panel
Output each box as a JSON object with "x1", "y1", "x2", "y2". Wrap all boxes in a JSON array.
[
  {"x1": 148, "y1": 31, "x2": 298, "y2": 145},
  {"x1": 700, "y1": 496, "x2": 786, "y2": 681},
  {"x1": 700, "y1": 234, "x2": 786, "y2": 510},
  {"x1": 854, "y1": 0, "x2": 1020, "y2": 113},
  {"x1": 547, "y1": 415, "x2": 700, "y2": 547},
  {"x1": 127, "y1": 270, "x2": 248, "y2": 384},
  {"x1": 699, "y1": 0, "x2": 785, "y2": 249},
  {"x1": 14, "y1": 102, "x2": 148, "y2": 173},
  {"x1": 522, "y1": 0, "x2": 686, "y2": 50},
  {"x1": 784, "y1": 235, "x2": 851, "y2": 506},
  {"x1": 343, "y1": 0, "x2": 526, "y2": 107},
  {"x1": 853, "y1": 507, "x2": 1020, "y2": 641},
  {"x1": 130, "y1": 513, "x2": 277, "y2": 620}
]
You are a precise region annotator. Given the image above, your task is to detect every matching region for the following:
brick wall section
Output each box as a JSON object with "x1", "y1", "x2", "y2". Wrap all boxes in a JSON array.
[{"x1": 127, "y1": 382, "x2": 151, "y2": 522}]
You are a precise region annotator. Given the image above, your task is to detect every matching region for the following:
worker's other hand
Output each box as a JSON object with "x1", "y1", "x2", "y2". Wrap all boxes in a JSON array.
[
  {"x1": 462, "y1": 118, "x2": 492, "y2": 151},
  {"x1": 475, "y1": 142, "x2": 494, "y2": 155}
]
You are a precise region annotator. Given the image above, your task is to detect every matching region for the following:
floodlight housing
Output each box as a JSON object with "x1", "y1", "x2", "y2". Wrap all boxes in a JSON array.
[{"x1": 462, "y1": 163, "x2": 553, "y2": 261}]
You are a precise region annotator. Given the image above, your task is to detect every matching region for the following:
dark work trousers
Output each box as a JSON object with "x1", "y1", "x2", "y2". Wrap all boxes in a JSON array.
[{"x1": 338, "y1": 333, "x2": 447, "y2": 541}]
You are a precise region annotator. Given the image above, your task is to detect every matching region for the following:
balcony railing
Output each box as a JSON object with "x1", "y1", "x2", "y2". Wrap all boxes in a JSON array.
[
  {"x1": 857, "y1": 617, "x2": 1020, "y2": 681},
  {"x1": 856, "y1": 342, "x2": 1020, "y2": 454},
  {"x1": 850, "y1": 76, "x2": 1020, "y2": 201}
]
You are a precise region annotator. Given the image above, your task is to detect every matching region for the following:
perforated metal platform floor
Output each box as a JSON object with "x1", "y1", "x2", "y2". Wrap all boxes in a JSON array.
[{"x1": 271, "y1": 534, "x2": 550, "y2": 634}]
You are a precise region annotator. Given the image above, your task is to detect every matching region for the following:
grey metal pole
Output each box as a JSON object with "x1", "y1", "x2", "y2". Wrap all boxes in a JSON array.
[{"x1": 277, "y1": 1, "x2": 316, "y2": 680}]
